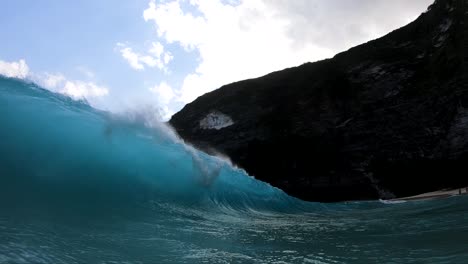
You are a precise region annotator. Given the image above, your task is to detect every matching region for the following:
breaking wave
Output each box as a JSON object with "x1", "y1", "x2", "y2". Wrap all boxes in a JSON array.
[{"x1": 1, "y1": 76, "x2": 468, "y2": 264}]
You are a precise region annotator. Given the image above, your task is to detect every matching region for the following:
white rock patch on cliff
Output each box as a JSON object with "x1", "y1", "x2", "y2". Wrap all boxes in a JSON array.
[{"x1": 199, "y1": 111, "x2": 234, "y2": 130}]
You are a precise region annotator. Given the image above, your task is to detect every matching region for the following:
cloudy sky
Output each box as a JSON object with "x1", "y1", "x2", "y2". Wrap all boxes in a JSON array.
[{"x1": 0, "y1": 0, "x2": 433, "y2": 119}]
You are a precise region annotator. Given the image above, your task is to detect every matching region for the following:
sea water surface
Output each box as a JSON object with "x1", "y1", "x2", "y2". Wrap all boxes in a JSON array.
[{"x1": 0, "y1": 76, "x2": 468, "y2": 264}]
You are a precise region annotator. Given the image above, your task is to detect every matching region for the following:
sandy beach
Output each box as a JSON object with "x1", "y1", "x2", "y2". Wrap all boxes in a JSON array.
[{"x1": 389, "y1": 187, "x2": 468, "y2": 202}]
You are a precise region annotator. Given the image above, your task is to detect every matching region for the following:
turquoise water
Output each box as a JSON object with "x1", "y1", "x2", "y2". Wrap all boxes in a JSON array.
[{"x1": 1, "y1": 76, "x2": 468, "y2": 264}]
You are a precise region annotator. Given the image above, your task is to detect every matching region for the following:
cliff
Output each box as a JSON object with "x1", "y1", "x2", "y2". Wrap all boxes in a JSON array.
[{"x1": 170, "y1": 0, "x2": 468, "y2": 202}]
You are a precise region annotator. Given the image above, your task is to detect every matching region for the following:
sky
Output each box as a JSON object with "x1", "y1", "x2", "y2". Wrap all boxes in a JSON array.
[{"x1": 0, "y1": 0, "x2": 434, "y2": 120}]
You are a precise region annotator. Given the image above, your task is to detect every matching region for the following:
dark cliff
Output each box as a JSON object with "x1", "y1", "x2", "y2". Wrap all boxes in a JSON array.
[{"x1": 170, "y1": 0, "x2": 468, "y2": 202}]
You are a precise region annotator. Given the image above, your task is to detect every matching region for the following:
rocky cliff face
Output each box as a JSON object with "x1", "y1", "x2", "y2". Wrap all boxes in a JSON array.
[{"x1": 170, "y1": 0, "x2": 468, "y2": 202}]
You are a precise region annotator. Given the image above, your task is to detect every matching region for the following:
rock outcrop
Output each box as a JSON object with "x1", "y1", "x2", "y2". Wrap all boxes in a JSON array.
[{"x1": 170, "y1": 0, "x2": 468, "y2": 202}]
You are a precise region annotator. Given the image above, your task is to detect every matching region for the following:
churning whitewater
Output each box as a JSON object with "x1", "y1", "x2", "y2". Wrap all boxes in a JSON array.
[{"x1": 1, "y1": 76, "x2": 468, "y2": 263}]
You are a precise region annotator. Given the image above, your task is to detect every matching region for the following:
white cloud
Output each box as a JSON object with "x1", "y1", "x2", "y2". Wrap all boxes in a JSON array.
[
  {"x1": 142, "y1": 0, "x2": 432, "y2": 108},
  {"x1": 35, "y1": 72, "x2": 109, "y2": 100},
  {"x1": 0, "y1": 59, "x2": 30, "y2": 79},
  {"x1": 266, "y1": 0, "x2": 434, "y2": 51},
  {"x1": 61, "y1": 80, "x2": 109, "y2": 99},
  {"x1": 0, "y1": 59, "x2": 109, "y2": 107},
  {"x1": 42, "y1": 73, "x2": 66, "y2": 88},
  {"x1": 144, "y1": 0, "x2": 334, "y2": 104},
  {"x1": 149, "y1": 42, "x2": 165, "y2": 58},
  {"x1": 149, "y1": 81, "x2": 176, "y2": 104},
  {"x1": 117, "y1": 42, "x2": 173, "y2": 72},
  {"x1": 148, "y1": 81, "x2": 178, "y2": 120},
  {"x1": 118, "y1": 44, "x2": 145, "y2": 70}
]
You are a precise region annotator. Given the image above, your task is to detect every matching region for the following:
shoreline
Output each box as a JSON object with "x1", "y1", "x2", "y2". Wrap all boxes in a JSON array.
[{"x1": 388, "y1": 187, "x2": 468, "y2": 202}]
